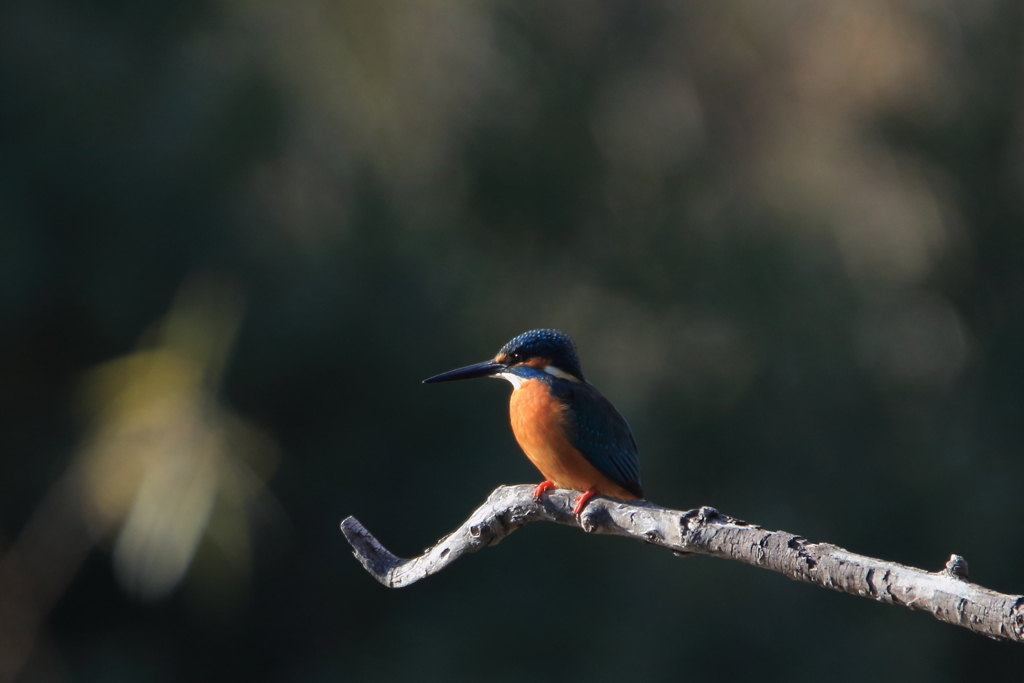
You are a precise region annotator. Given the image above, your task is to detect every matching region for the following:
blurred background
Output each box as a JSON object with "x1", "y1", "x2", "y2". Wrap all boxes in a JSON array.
[{"x1": 1, "y1": 0, "x2": 1023, "y2": 680}]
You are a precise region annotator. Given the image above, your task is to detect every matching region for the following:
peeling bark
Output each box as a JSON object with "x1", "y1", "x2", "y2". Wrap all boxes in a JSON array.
[{"x1": 341, "y1": 484, "x2": 1024, "y2": 643}]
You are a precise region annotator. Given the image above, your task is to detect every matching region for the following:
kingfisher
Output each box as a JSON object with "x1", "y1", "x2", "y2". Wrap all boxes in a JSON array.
[{"x1": 423, "y1": 329, "x2": 642, "y2": 516}]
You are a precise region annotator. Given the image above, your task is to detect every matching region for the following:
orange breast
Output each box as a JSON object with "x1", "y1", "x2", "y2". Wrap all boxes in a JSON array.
[{"x1": 508, "y1": 379, "x2": 638, "y2": 500}]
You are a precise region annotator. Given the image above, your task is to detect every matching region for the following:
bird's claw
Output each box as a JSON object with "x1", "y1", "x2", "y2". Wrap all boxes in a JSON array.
[
  {"x1": 572, "y1": 488, "x2": 598, "y2": 519},
  {"x1": 532, "y1": 480, "x2": 557, "y2": 500}
]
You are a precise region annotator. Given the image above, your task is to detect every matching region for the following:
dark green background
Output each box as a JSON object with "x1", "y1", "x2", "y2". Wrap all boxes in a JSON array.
[{"x1": 1, "y1": 0, "x2": 1022, "y2": 680}]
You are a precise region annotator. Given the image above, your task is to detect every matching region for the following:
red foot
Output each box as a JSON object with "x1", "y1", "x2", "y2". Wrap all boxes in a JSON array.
[
  {"x1": 572, "y1": 488, "x2": 598, "y2": 517},
  {"x1": 533, "y1": 480, "x2": 557, "y2": 500}
]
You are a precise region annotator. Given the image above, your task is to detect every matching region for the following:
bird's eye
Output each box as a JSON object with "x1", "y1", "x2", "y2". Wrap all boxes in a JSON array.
[{"x1": 508, "y1": 352, "x2": 523, "y2": 364}]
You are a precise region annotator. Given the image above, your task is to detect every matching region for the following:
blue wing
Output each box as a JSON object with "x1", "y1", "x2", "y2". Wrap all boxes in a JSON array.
[{"x1": 554, "y1": 380, "x2": 643, "y2": 498}]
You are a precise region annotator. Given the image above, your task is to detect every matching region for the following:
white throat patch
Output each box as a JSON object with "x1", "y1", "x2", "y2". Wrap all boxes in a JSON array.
[{"x1": 496, "y1": 371, "x2": 523, "y2": 389}]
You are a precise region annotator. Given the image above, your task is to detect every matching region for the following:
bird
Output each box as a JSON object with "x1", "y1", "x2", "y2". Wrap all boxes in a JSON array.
[{"x1": 423, "y1": 329, "x2": 642, "y2": 516}]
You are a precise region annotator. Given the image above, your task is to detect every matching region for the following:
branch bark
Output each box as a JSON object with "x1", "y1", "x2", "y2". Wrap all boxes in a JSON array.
[{"x1": 341, "y1": 484, "x2": 1024, "y2": 643}]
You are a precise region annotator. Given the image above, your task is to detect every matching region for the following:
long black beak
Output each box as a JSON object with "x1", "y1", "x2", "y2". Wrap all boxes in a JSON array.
[{"x1": 423, "y1": 360, "x2": 505, "y2": 384}]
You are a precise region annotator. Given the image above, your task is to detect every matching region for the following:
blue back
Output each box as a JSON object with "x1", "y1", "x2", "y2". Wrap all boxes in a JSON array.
[{"x1": 549, "y1": 377, "x2": 643, "y2": 498}]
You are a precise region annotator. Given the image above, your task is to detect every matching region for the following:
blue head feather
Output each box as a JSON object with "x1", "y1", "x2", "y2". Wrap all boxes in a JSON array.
[{"x1": 497, "y1": 329, "x2": 585, "y2": 381}]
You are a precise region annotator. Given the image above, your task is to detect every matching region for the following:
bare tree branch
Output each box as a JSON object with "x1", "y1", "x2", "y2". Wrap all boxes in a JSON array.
[{"x1": 341, "y1": 484, "x2": 1024, "y2": 643}]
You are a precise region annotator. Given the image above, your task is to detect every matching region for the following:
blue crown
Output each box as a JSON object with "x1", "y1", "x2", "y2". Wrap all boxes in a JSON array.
[{"x1": 498, "y1": 329, "x2": 584, "y2": 381}]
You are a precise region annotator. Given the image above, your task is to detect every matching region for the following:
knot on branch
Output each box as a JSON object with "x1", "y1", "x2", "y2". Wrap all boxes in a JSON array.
[{"x1": 943, "y1": 554, "x2": 969, "y2": 582}]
